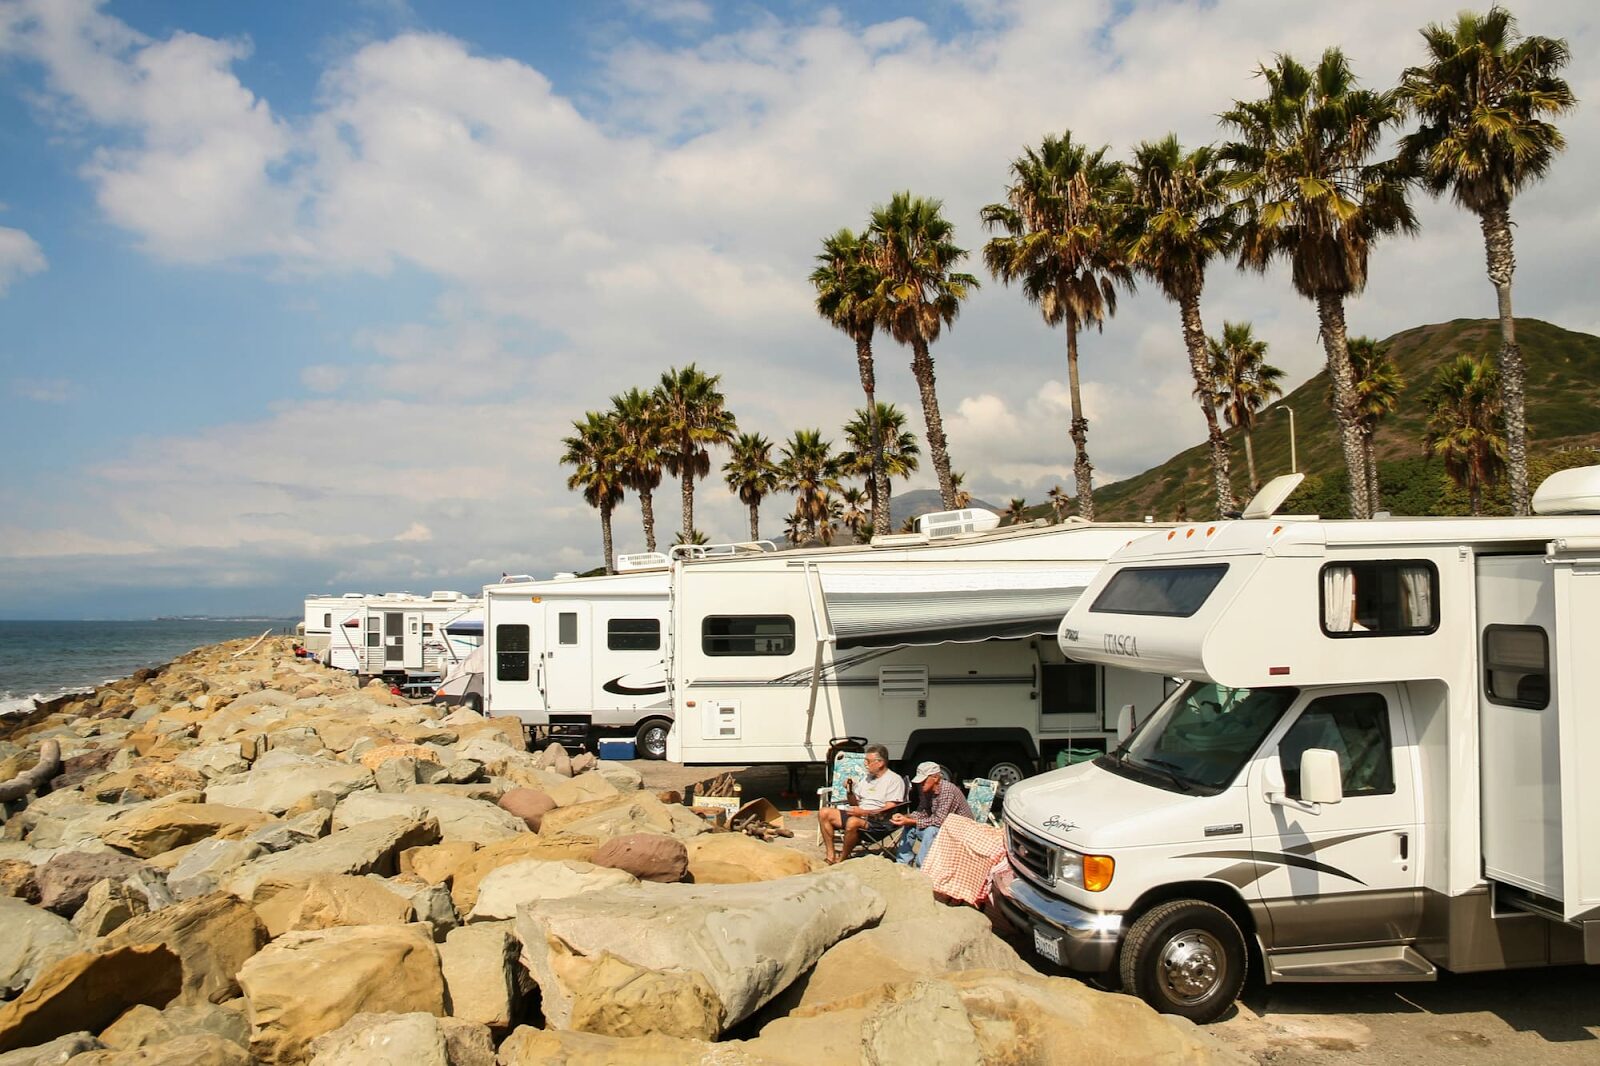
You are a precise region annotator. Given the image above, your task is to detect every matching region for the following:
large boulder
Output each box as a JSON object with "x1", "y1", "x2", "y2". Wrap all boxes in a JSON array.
[
  {"x1": 370, "y1": 876, "x2": 458, "y2": 939},
  {"x1": 203, "y1": 758, "x2": 372, "y2": 815},
  {"x1": 444, "y1": 836, "x2": 599, "y2": 913},
  {"x1": 0, "y1": 898, "x2": 78, "y2": 998},
  {"x1": 97, "y1": 1002, "x2": 250, "y2": 1051},
  {"x1": 241, "y1": 809, "x2": 330, "y2": 854},
  {"x1": 494, "y1": 1028, "x2": 773, "y2": 1066},
  {"x1": 249, "y1": 875, "x2": 414, "y2": 938},
  {"x1": 87, "y1": 765, "x2": 207, "y2": 803},
  {"x1": 685, "y1": 835, "x2": 823, "y2": 885},
  {"x1": 467, "y1": 860, "x2": 635, "y2": 923},
  {"x1": 590, "y1": 761, "x2": 644, "y2": 793},
  {"x1": 35, "y1": 851, "x2": 145, "y2": 916},
  {"x1": 70, "y1": 877, "x2": 149, "y2": 937},
  {"x1": 236, "y1": 923, "x2": 447, "y2": 1064},
  {"x1": 100, "y1": 891, "x2": 268, "y2": 1005},
  {"x1": 305, "y1": 1011, "x2": 492, "y2": 1066},
  {"x1": 500, "y1": 768, "x2": 618, "y2": 808},
  {"x1": 437, "y1": 924, "x2": 518, "y2": 1034},
  {"x1": 495, "y1": 790, "x2": 555, "y2": 831},
  {"x1": 62, "y1": 1032, "x2": 251, "y2": 1065},
  {"x1": 537, "y1": 794, "x2": 706, "y2": 841},
  {"x1": 224, "y1": 816, "x2": 440, "y2": 898},
  {"x1": 0, "y1": 860, "x2": 39, "y2": 904},
  {"x1": 164, "y1": 840, "x2": 262, "y2": 900},
  {"x1": 0, "y1": 1031, "x2": 103, "y2": 1065},
  {"x1": 172, "y1": 743, "x2": 252, "y2": 780},
  {"x1": 98, "y1": 805, "x2": 272, "y2": 858},
  {"x1": 590, "y1": 834, "x2": 687, "y2": 883},
  {"x1": 0, "y1": 945, "x2": 181, "y2": 1055},
  {"x1": 514, "y1": 869, "x2": 883, "y2": 1036},
  {"x1": 332, "y1": 792, "x2": 525, "y2": 846}
]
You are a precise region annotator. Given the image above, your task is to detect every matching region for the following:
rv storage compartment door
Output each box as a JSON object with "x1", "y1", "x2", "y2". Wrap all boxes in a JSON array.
[
  {"x1": 1476, "y1": 556, "x2": 1562, "y2": 901},
  {"x1": 701, "y1": 700, "x2": 740, "y2": 740},
  {"x1": 1550, "y1": 543, "x2": 1600, "y2": 923}
]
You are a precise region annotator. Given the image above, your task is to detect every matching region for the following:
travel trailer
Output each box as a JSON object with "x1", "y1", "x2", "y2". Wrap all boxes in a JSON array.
[
  {"x1": 325, "y1": 591, "x2": 481, "y2": 686},
  {"x1": 300, "y1": 593, "x2": 366, "y2": 657},
  {"x1": 666, "y1": 518, "x2": 1172, "y2": 783},
  {"x1": 997, "y1": 470, "x2": 1600, "y2": 1023}
]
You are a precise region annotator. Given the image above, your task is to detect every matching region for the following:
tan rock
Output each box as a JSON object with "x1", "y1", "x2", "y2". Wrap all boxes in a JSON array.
[
  {"x1": 97, "y1": 1001, "x2": 250, "y2": 1051},
  {"x1": 494, "y1": 1027, "x2": 777, "y2": 1066},
  {"x1": 62, "y1": 1032, "x2": 250, "y2": 1065},
  {"x1": 100, "y1": 891, "x2": 268, "y2": 1006},
  {"x1": 561, "y1": 952, "x2": 723, "y2": 1040},
  {"x1": 249, "y1": 875, "x2": 414, "y2": 938},
  {"x1": 467, "y1": 860, "x2": 635, "y2": 923},
  {"x1": 87, "y1": 765, "x2": 206, "y2": 802},
  {"x1": 236, "y1": 923, "x2": 446, "y2": 1064},
  {"x1": 70, "y1": 877, "x2": 149, "y2": 936},
  {"x1": 224, "y1": 815, "x2": 440, "y2": 898},
  {"x1": 305, "y1": 1012, "x2": 448, "y2": 1066},
  {"x1": 397, "y1": 842, "x2": 479, "y2": 886},
  {"x1": 495, "y1": 789, "x2": 555, "y2": 831},
  {"x1": 437, "y1": 923, "x2": 517, "y2": 1033},
  {"x1": 685, "y1": 835, "x2": 823, "y2": 885},
  {"x1": 448, "y1": 835, "x2": 599, "y2": 913},
  {"x1": 0, "y1": 897, "x2": 78, "y2": 997},
  {"x1": 0, "y1": 859, "x2": 39, "y2": 903},
  {"x1": 0, "y1": 945, "x2": 181, "y2": 1055},
  {"x1": 537, "y1": 793, "x2": 704, "y2": 840},
  {"x1": 357, "y1": 745, "x2": 439, "y2": 773},
  {"x1": 98, "y1": 805, "x2": 273, "y2": 858}
]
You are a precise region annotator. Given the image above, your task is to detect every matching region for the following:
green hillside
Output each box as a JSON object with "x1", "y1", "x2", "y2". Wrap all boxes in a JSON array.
[{"x1": 1087, "y1": 318, "x2": 1600, "y2": 521}]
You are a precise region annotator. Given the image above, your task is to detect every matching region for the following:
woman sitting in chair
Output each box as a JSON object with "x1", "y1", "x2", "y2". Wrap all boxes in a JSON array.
[{"x1": 818, "y1": 744, "x2": 907, "y2": 864}]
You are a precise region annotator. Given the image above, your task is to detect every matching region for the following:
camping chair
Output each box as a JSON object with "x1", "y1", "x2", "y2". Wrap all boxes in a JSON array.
[
  {"x1": 963, "y1": 777, "x2": 1000, "y2": 826},
  {"x1": 817, "y1": 749, "x2": 909, "y2": 859}
]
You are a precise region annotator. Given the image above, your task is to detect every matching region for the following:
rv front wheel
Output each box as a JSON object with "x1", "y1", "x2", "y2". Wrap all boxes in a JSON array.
[
  {"x1": 1119, "y1": 900, "x2": 1246, "y2": 1024},
  {"x1": 635, "y1": 718, "x2": 671, "y2": 761}
]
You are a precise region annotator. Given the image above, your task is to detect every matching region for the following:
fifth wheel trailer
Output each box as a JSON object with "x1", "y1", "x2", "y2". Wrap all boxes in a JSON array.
[
  {"x1": 996, "y1": 469, "x2": 1600, "y2": 1023},
  {"x1": 666, "y1": 518, "x2": 1173, "y2": 784},
  {"x1": 326, "y1": 591, "x2": 481, "y2": 685}
]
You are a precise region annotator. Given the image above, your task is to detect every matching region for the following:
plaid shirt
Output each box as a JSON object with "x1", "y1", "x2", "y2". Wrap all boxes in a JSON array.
[{"x1": 912, "y1": 777, "x2": 972, "y2": 829}]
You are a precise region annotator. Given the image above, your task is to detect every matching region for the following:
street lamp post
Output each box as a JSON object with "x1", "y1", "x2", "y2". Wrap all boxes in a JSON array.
[{"x1": 1274, "y1": 405, "x2": 1297, "y2": 474}]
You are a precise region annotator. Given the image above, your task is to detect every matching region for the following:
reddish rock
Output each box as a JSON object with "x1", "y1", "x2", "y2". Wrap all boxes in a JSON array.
[
  {"x1": 590, "y1": 833, "x2": 688, "y2": 884},
  {"x1": 496, "y1": 789, "x2": 556, "y2": 832},
  {"x1": 37, "y1": 851, "x2": 146, "y2": 916}
]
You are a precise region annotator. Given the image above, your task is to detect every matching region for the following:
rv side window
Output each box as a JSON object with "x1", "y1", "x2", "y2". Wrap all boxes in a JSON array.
[
  {"x1": 1483, "y1": 625, "x2": 1550, "y2": 709},
  {"x1": 1278, "y1": 692, "x2": 1394, "y2": 798},
  {"x1": 496, "y1": 624, "x2": 530, "y2": 681},
  {"x1": 366, "y1": 616, "x2": 379, "y2": 648},
  {"x1": 558, "y1": 612, "x2": 578, "y2": 646},
  {"x1": 323, "y1": 612, "x2": 332, "y2": 628},
  {"x1": 1040, "y1": 663, "x2": 1098, "y2": 716},
  {"x1": 1089, "y1": 564, "x2": 1229, "y2": 617},
  {"x1": 608, "y1": 618, "x2": 661, "y2": 651},
  {"x1": 703, "y1": 615, "x2": 796, "y2": 656},
  {"x1": 1320, "y1": 561, "x2": 1437, "y2": 637}
]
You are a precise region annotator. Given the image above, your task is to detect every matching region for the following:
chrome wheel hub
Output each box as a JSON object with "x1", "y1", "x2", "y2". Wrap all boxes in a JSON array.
[
  {"x1": 642, "y1": 727, "x2": 667, "y2": 757},
  {"x1": 1158, "y1": 929, "x2": 1225, "y2": 1004}
]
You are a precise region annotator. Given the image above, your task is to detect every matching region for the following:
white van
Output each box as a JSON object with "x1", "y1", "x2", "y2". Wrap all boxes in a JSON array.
[{"x1": 996, "y1": 471, "x2": 1600, "y2": 1022}]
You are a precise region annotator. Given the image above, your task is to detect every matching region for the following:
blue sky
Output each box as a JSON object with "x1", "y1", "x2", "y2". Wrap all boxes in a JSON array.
[{"x1": 0, "y1": 0, "x2": 1595, "y2": 619}]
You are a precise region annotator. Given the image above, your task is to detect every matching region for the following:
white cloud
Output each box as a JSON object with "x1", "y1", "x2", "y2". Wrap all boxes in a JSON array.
[
  {"x1": 394, "y1": 521, "x2": 432, "y2": 542},
  {"x1": 623, "y1": 0, "x2": 712, "y2": 26},
  {"x1": 9, "y1": 376, "x2": 71, "y2": 403},
  {"x1": 300, "y1": 365, "x2": 346, "y2": 393},
  {"x1": 0, "y1": 224, "x2": 46, "y2": 293}
]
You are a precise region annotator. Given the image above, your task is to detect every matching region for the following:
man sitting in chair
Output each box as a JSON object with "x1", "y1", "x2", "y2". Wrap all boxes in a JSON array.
[
  {"x1": 818, "y1": 744, "x2": 907, "y2": 864},
  {"x1": 890, "y1": 762, "x2": 971, "y2": 867}
]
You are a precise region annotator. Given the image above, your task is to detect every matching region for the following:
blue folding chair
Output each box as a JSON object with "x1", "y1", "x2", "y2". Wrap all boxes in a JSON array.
[{"x1": 818, "y1": 748, "x2": 908, "y2": 858}]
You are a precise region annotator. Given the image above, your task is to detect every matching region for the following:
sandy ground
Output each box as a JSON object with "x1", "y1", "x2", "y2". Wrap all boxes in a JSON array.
[{"x1": 620, "y1": 757, "x2": 1600, "y2": 1064}]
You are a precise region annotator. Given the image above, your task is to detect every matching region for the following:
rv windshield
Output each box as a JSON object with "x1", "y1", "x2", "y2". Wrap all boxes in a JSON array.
[{"x1": 1099, "y1": 681, "x2": 1299, "y2": 796}]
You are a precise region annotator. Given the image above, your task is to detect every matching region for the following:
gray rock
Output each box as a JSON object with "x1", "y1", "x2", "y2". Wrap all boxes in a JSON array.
[
  {"x1": 369, "y1": 876, "x2": 457, "y2": 940},
  {"x1": 306, "y1": 1012, "x2": 449, "y2": 1066},
  {"x1": 467, "y1": 860, "x2": 634, "y2": 923},
  {"x1": 97, "y1": 1001, "x2": 250, "y2": 1050},
  {"x1": 438, "y1": 924, "x2": 518, "y2": 1033},
  {"x1": 165, "y1": 840, "x2": 262, "y2": 900},
  {"x1": 241, "y1": 809, "x2": 330, "y2": 854},
  {"x1": 591, "y1": 762, "x2": 644, "y2": 792},
  {"x1": 172, "y1": 744, "x2": 251, "y2": 780},
  {"x1": 0, "y1": 897, "x2": 79, "y2": 997},
  {"x1": 224, "y1": 816, "x2": 441, "y2": 898},
  {"x1": 203, "y1": 758, "x2": 372, "y2": 815},
  {"x1": 374, "y1": 759, "x2": 416, "y2": 794},
  {"x1": 70, "y1": 878, "x2": 148, "y2": 937},
  {"x1": 0, "y1": 1032, "x2": 102, "y2": 1065},
  {"x1": 332, "y1": 793, "x2": 524, "y2": 847}
]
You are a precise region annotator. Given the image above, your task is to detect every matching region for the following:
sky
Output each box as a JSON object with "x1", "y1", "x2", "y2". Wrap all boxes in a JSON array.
[{"x1": 0, "y1": 0, "x2": 1595, "y2": 619}]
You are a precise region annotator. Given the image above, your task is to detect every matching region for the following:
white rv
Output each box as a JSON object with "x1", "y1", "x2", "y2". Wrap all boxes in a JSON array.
[
  {"x1": 326, "y1": 591, "x2": 481, "y2": 685},
  {"x1": 666, "y1": 519, "x2": 1171, "y2": 784},
  {"x1": 997, "y1": 470, "x2": 1600, "y2": 1023},
  {"x1": 301, "y1": 593, "x2": 366, "y2": 657}
]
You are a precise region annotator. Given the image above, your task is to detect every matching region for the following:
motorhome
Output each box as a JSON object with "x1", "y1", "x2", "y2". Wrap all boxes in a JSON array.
[
  {"x1": 997, "y1": 470, "x2": 1600, "y2": 1023},
  {"x1": 481, "y1": 554, "x2": 681, "y2": 757},
  {"x1": 326, "y1": 591, "x2": 481, "y2": 686},
  {"x1": 666, "y1": 517, "x2": 1172, "y2": 784},
  {"x1": 300, "y1": 593, "x2": 366, "y2": 657}
]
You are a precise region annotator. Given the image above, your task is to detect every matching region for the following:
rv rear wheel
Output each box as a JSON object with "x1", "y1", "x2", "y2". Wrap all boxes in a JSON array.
[
  {"x1": 981, "y1": 751, "x2": 1032, "y2": 790},
  {"x1": 635, "y1": 718, "x2": 671, "y2": 760},
  {"x1": 1118, "y1": 900, "x2": 1246, "y2": 1024}
]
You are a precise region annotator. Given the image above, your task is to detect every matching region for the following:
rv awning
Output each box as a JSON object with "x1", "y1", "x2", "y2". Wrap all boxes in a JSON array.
[
  {"x1": 444, "y1": 619, "x2": 484, "y2": 636},
  {"x1": 818, "y1": 566, "x2": 1097, "y2": 649}
]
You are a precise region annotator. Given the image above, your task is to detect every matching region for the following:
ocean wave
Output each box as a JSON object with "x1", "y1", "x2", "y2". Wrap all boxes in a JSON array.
[{"x1": 0, "y1": 693, "x2": 43, "y2": 717}]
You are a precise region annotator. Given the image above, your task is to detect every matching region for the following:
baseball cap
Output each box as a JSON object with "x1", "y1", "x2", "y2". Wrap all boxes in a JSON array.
[{"x1": 910, "y1": 761, "x2": 942, "y2": 783}]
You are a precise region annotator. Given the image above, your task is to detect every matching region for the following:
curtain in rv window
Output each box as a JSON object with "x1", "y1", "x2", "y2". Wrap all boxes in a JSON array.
[
  {"x1": 703, "y1": 616, "x2": 795, "y2": 656},
  {"x1": 1089, "y1": 564, "x2": 1228, "y2": 617},
  {"x1": 608, "y1": 618, "x2": 661, "y2": 651},
  {"x1": 496, "y1": 624, "x2": 530, "y2": 681},
  {"x1": 1320, "y1": 561, "x2": 1438, "y2": 637}
]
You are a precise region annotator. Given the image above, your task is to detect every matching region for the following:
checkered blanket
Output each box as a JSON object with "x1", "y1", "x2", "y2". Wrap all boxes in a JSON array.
[{"x1": 919, "y1": 812, "x2": 1006, "y2": 905}]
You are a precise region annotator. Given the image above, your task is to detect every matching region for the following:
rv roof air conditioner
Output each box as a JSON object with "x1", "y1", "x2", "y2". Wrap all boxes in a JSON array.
[
  {"x1": 667, "y1": 541, "x2": 778, "y2": 561},
  {"x1": 500, "y1": 574, "x2": 536, "y2": 583},
  {"x1": 1532, "y1": 465, "x2": 1600, "y2": 515},
  {"x1": 917, "y1": 508, "x2": 1001, "y2": 539},
  {"x1": 552, "y1": 572, "x2": 578, "y2": 580},
  {"x1": 342, "y1": 592, "x2": 364, "y2": 599},
  {"x1": 616, "y1": 552, "x2": 671, "y2": 572},
  {"x1": 430, "y1": 591, "x2": 464, "y2": 601}
]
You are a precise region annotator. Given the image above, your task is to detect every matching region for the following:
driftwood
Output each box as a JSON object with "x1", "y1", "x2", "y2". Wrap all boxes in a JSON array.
[
  {"x1": 230, "y1": 629, "x2": 274, "y2": 659},
  {"x1": 0, "y1": 740, "x2": 61, "y2": 803},
  {"x1": 695, "y1": 772, "x2": 739, "y2": 798}
]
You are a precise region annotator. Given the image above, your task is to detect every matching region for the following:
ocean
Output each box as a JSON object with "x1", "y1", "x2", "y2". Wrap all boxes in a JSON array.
[{"x1": 0, "y1": 619, "x2": 298, "y2": 716}]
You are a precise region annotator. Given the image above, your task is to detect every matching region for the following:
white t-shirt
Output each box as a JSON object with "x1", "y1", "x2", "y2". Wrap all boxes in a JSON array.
[{"x1": 855, "y1": 769, "x2": 908, "y2": 814}]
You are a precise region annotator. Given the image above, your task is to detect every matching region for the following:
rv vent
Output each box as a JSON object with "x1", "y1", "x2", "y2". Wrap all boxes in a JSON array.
[
  {"x1": 616, "y1": 552, "x2": 671, "y2": 572},
  {"x1": 918, "y1": 508, "x2": 1001, "y2": 539},
  {"x1": 879, "y1": 665, "x2": 930, "y2": 699},
  {"x1": 429, "y1": 591, "x2": 463, "y2": 602},
  {"x1": 342, "y1": 592, "x2": 364, "y2": 598}
]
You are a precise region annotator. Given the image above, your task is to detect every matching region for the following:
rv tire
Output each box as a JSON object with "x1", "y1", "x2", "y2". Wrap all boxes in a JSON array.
[
  {"x1": 981, "y1": 749, "x2": 1032, "y2": 790},
  {"x1": 635, "y1": 718, "x2": 671, "y2": 760},
  {"x1": 1118, "y1": 899, "x2": 1246, "y2": 1024}
]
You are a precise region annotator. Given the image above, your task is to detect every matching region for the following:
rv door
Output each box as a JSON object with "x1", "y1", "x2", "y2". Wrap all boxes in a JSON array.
[
  {"x1": 403, "y1": 612, "x2": 424, "y2": 671},
  {"x1": 544, "y1": 602, "x2": 593, "y2": 713},
  {"x1": 1546, "y1": 542, "x2": 1600, "y2": 925}
]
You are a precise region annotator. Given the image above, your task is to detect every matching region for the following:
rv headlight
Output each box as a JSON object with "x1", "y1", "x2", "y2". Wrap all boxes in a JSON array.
[
  {"x1": 1051, "y1": 848, "x2": 1114, "y2": 892},
  {"x1": 1052, "y1": 848, "x2": 1081, "y2": 887}
]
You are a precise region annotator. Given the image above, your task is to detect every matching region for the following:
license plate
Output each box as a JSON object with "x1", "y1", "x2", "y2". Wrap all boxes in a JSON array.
[{"x1": 1032, "y1": 927, "x2": 1063, "y2": 964}]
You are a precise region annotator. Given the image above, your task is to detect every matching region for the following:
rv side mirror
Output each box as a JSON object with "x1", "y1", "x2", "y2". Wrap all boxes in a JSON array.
[
  {"x1": 1116, "y1": 704, "x2": 1136, "y2": 742},
  {"x1": 1299, "y1": 749, "x2": 1343, "y2": 806}
]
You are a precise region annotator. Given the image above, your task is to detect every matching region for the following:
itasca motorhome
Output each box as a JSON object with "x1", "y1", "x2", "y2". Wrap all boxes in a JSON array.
[
  {"x1": 667, "y1": 517, "x2": 1172, "y2": 784},
  {"x1": 326, "y1": 591, "x2": 481, "y2": 687},
  {"x1": 997, "y1": 469, "x2": 1600, "y2": 1023}
]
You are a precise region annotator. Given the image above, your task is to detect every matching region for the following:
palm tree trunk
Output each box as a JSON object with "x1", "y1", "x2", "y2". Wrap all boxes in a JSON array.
[
  {"x1": 1470, "y1": 479, "x2": 1483, "y2": 517},
  {"x1": 1065, "y1": 319, "x2": 1095, "y2": 521},
  {"x1": 1243, "y1": 430, "x2": 1258, "y2": 492},
  {"x1": 680, "y1": 452, "x2": 695, "y2": 540},
  {"x1": 1314, "y1": 293, "x2": 1372, "y2": 519},
  {"x1": 1364, "y1": 430, "x2": 1381, "y2": 514},
  {"x1": 1481, "y1": 203, "x2": 1528, "y2": 515},
  {"x1": 639, "y1": 488, "x2": 657, "y2": 554},
  {"x1": 856, "y1": 333, "x2": 891, "y2": 537},
  {"x1": 909, "y1": 337, "x2": 957, "y2": 509},
  {"x1": 600, "y1": 501, "x2": 616, "y2": 575},
  {"x1": 1179, "y1": 290, "x2": 1233, "y2": 516},
  {"x1": 748, "y1": 502, "x2": 760, "y2": 543}
]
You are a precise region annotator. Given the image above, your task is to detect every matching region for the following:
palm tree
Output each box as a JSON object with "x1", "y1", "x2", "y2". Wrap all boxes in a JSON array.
[
  {"x1": 783, "y1": 509, "x2": 807, "y2": 547},
  {"x1": 1221, "y1": 50, "x2": 1417, "y2": 519},
  {"x1": 838, "y1": 487, "x2": 871, "y2": 542},
  {"x1": 722, "y1": 432, "x2": 780, "y2": 543},
  {"x1": 838, "y1": 402, "x2": 920, "y2": 526},
  {"x1": 1399, "y1": 8, "x2": 1575, "y2": 516},
  {"x1": 812, "y1": 229, "x2": 891, "y2": 536},
  {"x1": 610, "y1": 388, "x2": 665, "y2": 553},
  {"x1": 1347, "y1": 337, "x2": 1405, "y2": 512},
  {"x1": 950, "y1": 471, "x2": 973, "y2": 509},
  {"x1": 1425, "y1": 354, "x2": 1506, "y2": 514},
  {"x1": 655, "y1": 364, "x2": 737, "y2": 540},
  {"x1": 673, "y1": 528, "x2": 709, "y2": 547},
  {"x1": 1003, "y1": 497, "x2": 1029, "y2": 525},
  {"x1": 868, "y1": 192, "x2": 979, "y2": 509},
  {"x1": 778, "y1": 429, "x2": 841, "y2": 543},
  {"x1": 982, "y1": 132, "x2": 1133, "y2": 521},
  {"x1": 1046, "y1": 484, "x2": 1070, "y2": 522},
  {"x1": 560, "y1": 412, "x2": 626, "y2": 575},
  {"x1": 1121, "y1": 134, "x2": 1238, "y2": 517},
  {"x1": 1206, "y1": 322, "x2": 1284, "y2": 492}
]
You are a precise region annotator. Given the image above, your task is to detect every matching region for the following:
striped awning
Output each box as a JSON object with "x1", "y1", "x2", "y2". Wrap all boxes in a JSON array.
[{"x1": 818, "y1": 566, "x2": 1096, "y2": 649}]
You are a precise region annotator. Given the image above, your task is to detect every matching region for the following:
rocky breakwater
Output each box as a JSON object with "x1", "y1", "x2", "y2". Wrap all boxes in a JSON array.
[{"x1": 0, "y1": 636, "x2": 1247, "y2": 1065}]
